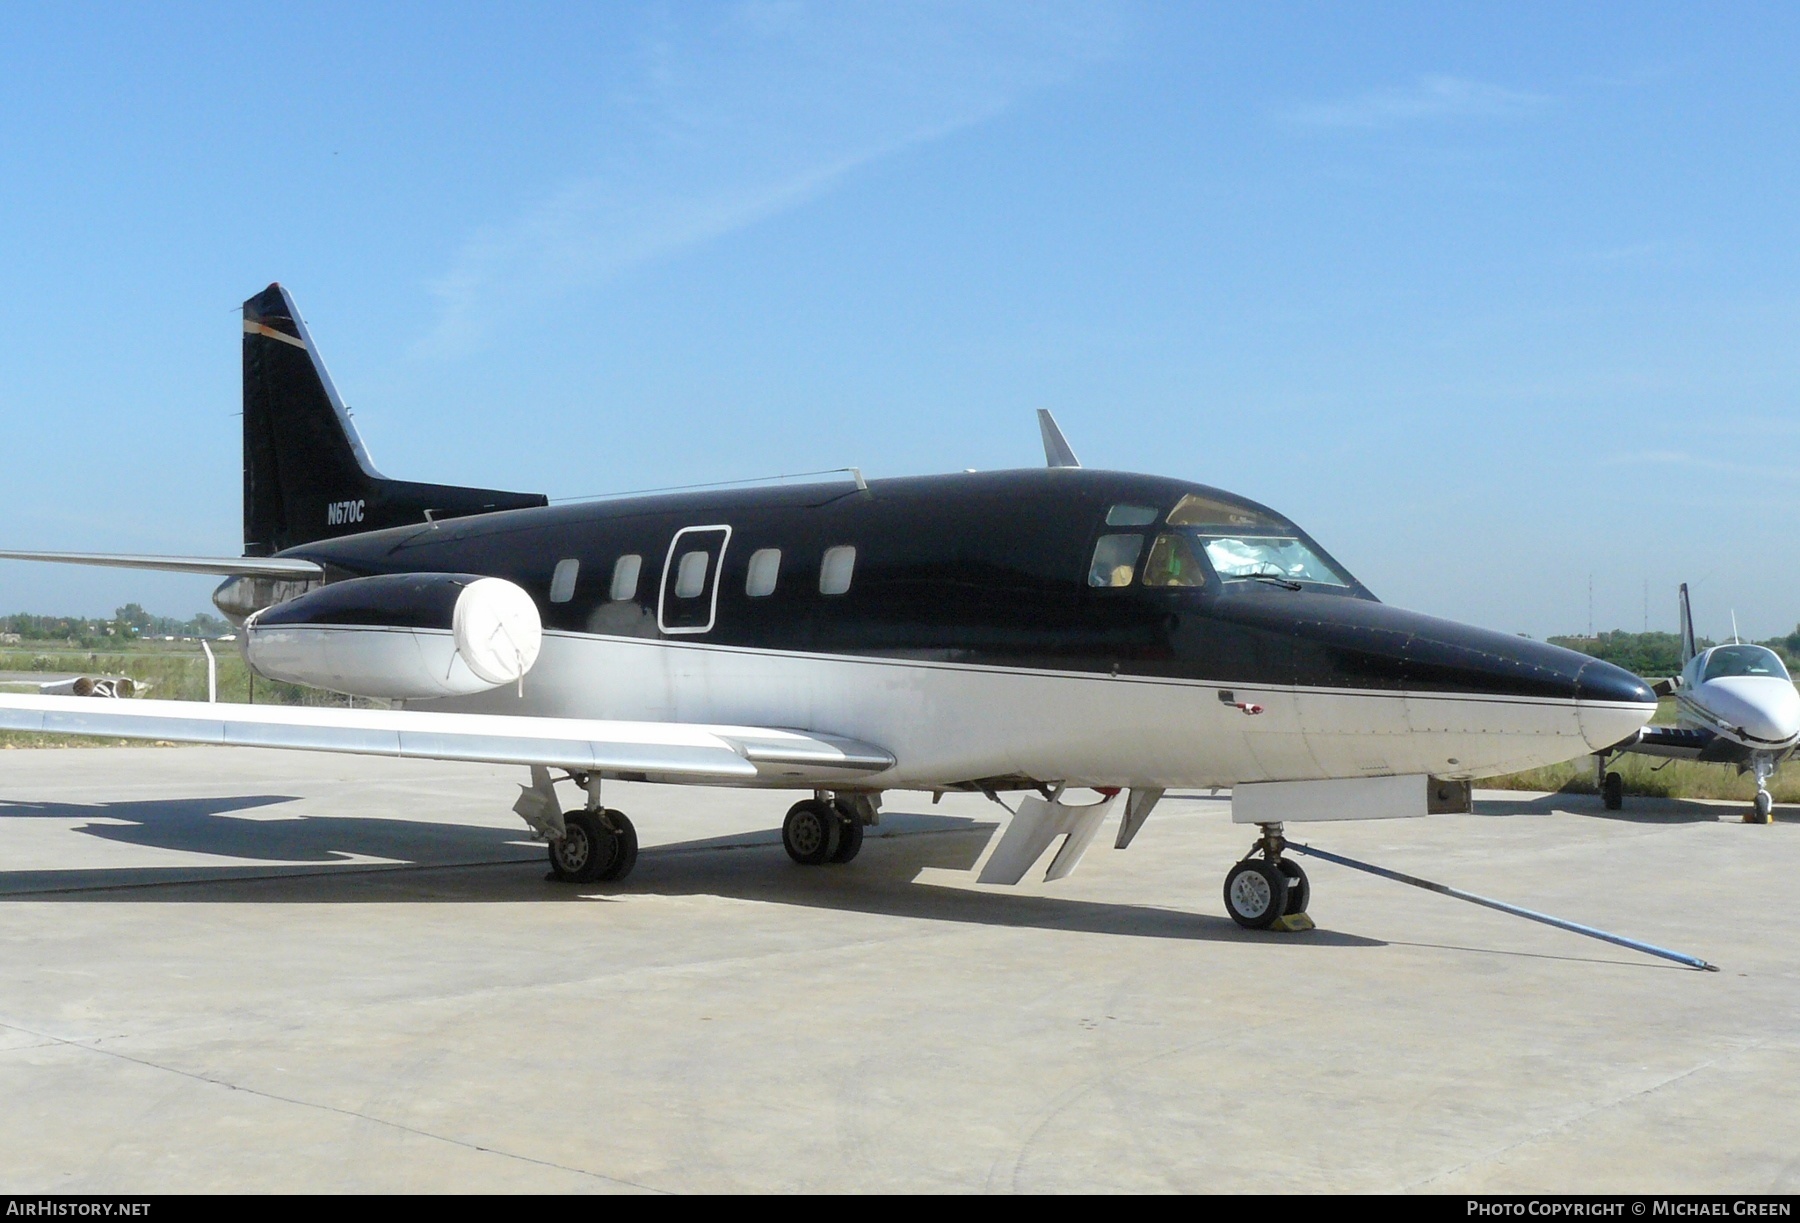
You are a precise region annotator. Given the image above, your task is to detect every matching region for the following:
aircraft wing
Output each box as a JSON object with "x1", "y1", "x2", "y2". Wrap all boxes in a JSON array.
[
  {"x1": 0, "y1": 550, "x2": 322, "y2": 579},
  {"x1": 0, "y1": 693, "x2": 894, "y2": 784}
]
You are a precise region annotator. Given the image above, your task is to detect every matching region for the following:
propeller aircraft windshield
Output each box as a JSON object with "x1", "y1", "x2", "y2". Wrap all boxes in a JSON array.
[{"x1": 0, "y1": 284, "x2": 1661, "y2": 928}]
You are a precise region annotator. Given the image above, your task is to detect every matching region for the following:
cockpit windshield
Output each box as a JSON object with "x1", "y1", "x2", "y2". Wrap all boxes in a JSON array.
[
  {"x1": 1702, "y1": 645, "x2": 1792, "y2": 682},
  {"x1": 1196, "y1": 535, "x2": 1350, "y2": 586},
  {"x1": 1163, "y1": 493, "x2": 1350, "y2": 588}
]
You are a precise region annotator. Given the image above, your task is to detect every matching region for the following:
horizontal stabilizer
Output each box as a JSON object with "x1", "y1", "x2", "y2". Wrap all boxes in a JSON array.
[
  {"x1": 0, "y1": 693, "x2": 894, "y2": 783},
  {"x1": 0, "y1": 550, "x2": 323, "y2": 580}
]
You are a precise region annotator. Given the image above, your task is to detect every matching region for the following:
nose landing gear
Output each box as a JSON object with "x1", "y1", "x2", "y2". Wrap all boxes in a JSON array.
[
  {"x1": 1223, "y1": 822, "x2": 1311, "y2": 930},
  {"x1": 1747, "y1": 757, "x2": 1776, "y2": 824}
]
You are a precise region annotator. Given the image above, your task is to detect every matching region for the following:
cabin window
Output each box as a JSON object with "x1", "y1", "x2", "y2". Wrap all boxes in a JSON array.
[
  {"x1": 548, "y1": 558, "x2": 579, "y2": 603},
  {"x1": 1143, "y1": 532, "x2": 1207, "y2": 588},
  {"x1": 674, "y1": 550, "x2": 710, "y2": 599},
  {"x1": 746, "y1": 548, "x2": 781, "y2": 597},
  {"x1": 819, "y1": 545, "x2": 856, "y2": 595},
  {"x1": 1105, "y1": 504, "x2": 1159, "y2": 527},
  {"x1": 610, "y1": 554, "x2": 642, "y2": 601},
  {"x1": 1088, "y1": 534, "x2": 1143, "y2": 587}
]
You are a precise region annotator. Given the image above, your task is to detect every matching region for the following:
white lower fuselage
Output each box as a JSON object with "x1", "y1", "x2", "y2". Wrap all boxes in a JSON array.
[{"x1": 424, "y1": 631, "x2": 1655, "y2": 791}]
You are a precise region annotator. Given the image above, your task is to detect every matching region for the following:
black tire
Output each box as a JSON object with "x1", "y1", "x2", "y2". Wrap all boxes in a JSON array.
[
  {"x1": 547, "y1": 809, "x2": 620, "y2": 883},
  {"x1": 596, "y1": 809, "x2": 638, "y2": 881},
  {"x1": 782, "y1": 800, "x2": 840, "y2": 865},
  {"x1": 1276, "y1": 858, "x2": 1310, "y2": 915},
  {"x1": 829, "y1": 800, "x2": 864, "y2": 864},
  {"x1": 1603, "y1": 771, "x2": 1624, "y2": 811},
  {"x1": 1223, "y1": 858, "x2": 1288, "y2": 929},
  {"x1": 1752, "y1": 790, "x2": 1773, "y2": 824}
]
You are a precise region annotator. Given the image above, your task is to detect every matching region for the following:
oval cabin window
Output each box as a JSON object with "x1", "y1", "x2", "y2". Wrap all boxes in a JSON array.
[
  {"x1": 746, "y1": 548, "x2": 781, "y2": 597},
  {"x1": 549, "y1": 558, "x2": 579, "y2": 603},
  {"x1": 819, "y1": 545, "x2": 856, "y2": 596},
  {"x1": 610, "y1": 554, "x2": 642, "y2": 602},
  {"x1": 675, "y1": 550, "x2": 710, "y2": 598}
]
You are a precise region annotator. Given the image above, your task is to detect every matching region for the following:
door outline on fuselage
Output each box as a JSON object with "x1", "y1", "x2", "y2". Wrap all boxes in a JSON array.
[{"x1": 658, "y1": 524, "x2": 733, "y2": 635}]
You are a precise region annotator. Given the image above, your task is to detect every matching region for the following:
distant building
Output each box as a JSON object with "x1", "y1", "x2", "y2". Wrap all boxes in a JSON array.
[{"x1": 0, "y1": 632, "x2": 19, "y2": 645}]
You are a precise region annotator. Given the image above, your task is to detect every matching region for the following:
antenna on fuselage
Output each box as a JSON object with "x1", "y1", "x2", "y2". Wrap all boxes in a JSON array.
[
  {"x1": 1037, "y1": 410, "x2": 1080, "y2": 468},
  {"x1": 1731, "y1": 610, "x2": 1740, "y2": 645}
]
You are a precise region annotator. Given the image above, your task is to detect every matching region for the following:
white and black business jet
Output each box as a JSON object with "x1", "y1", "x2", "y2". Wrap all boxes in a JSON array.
[
  {"x1": 1595, "y1": 584, "x2": 1798, "y2": 822},
  {"x1": 0, "y1": 284, "x2": 1659, "y2": 927}
]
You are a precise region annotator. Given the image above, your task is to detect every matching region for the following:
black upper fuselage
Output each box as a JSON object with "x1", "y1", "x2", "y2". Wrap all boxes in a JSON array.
[{"x1": 276, "y1": 468, "x2": 1652, "y2": 708}]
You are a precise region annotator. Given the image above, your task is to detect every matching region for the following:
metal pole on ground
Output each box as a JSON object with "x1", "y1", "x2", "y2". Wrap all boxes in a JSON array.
[{"x1": 1287, "y1": 840, "x2": 1718, "y2": 972}]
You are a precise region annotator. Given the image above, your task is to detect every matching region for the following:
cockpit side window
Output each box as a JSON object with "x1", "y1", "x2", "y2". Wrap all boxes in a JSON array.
[
  {"x1": 1702, "y1": 645, "x2": 1791, "y2": 682},
  {"x1": 1165, "y1": 493, "x2": 1279, "y2": 530},
  {"x1": 1142, "y1": 532, "x2": 1207, "y2": 588},
  {"x1": 1088, "y1": 534, "x2": 1144, "y2": 587},
  {"x1": 1105, "y1": 504, "x2": 1159, "y2": 527}
]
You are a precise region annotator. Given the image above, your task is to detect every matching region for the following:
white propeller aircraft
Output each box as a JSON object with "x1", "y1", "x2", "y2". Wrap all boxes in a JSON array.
[{"x1": 1595, "y1": 584, "x2": 1799, "y2": 822}]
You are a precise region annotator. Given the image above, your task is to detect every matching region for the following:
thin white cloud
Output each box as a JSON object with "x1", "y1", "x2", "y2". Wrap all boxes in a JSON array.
[
  {"x1": 1605, "y1": 450, "x2": 1800, "y2": 482},
  {"x1": 1281, "y1": 74, "x2": 1550, "y2": 130},
  {"x1": 417, "y1": 2, "x2": 1126, "y2": 355}
]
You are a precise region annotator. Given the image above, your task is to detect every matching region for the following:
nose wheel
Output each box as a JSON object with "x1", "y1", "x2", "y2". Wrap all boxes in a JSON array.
[
  {"x1": 1748, "y1": 789, "x2": 1774, "y2": 824},
  {"x1": 1223, "y1": 823, "x2": 1310, "y2": 930}
]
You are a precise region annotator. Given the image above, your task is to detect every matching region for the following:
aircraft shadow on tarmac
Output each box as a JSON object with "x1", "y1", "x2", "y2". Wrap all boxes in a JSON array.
[{"x1": 0, "y1": 795, "x2": 1382, "y2": 947}]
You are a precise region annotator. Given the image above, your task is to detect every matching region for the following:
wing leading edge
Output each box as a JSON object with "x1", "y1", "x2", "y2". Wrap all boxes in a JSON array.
[{"x1": 0, "y1": 694, "x2": 894, "y2": 785}]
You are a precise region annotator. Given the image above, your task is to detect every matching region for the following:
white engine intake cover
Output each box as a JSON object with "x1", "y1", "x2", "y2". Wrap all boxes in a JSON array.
[{"x1": 452, "y1": 577, "x2": 543, "y2": 685}]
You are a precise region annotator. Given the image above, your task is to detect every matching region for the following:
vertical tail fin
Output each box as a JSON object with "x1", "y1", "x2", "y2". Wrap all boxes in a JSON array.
[
  {"x1": 1678, "y1": 582, "x2": 1697, "y2": 665},
  {"x1": 241, "y1": 284, "x2": 546, "y2": 556}
]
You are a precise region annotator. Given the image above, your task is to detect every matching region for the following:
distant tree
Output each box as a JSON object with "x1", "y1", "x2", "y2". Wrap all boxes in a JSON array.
[
  {"x1": 113, "y1": 603, "x2": 154, "y2": 637},
  {"x1": 1548, "y1": 630, "x2": 1705, "y2": 678}
]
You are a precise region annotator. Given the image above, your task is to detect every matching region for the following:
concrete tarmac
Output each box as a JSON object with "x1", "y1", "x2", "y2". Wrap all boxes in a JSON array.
[{"x1": 0, "y1": 746, "x2": 1795, "y2": 1194}]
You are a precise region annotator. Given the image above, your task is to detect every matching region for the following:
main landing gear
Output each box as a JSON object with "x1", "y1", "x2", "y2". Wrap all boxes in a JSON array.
[
  {"x1": 1593, "y1": 752, "x2": 1624, "y2": 810},
  {"x1": 521, "y1": 769, "x2": 640, "y2": 884},
  {"x1": 782, "y1": 791, "x2": 873, "y2": 866},
  {"x1": 547, "y1": 806, "x2": 639, "y2": 883},
  {"x1": 1223, "y1": 822, "x2": 1310, "y2": 930}
]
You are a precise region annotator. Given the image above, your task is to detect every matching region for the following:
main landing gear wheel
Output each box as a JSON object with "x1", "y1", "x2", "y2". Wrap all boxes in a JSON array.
[
  {"x1": 547, "y1": 809, "x2": 638, "y2": 883},
  {"x1": 782, "y1": 799, "x2": 842, "y2": 866},
  {"x1": 1223, "y1": 858, "x2": 1289, "y2": 930},
  {"x1": 1603, "y1": 771, "x2": 1624, "y2": 811},
  {"x1": 829, "y1": 799, "x2": 864, "y2": 864},
  {"x1": 1276, "y1": 858, "x2": 1310, "y2": 916}
]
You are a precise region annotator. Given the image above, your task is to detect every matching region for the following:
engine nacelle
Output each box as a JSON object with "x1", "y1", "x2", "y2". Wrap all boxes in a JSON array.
[{"x1": 243, "y1": 573, "x2": 543, "y2": 700}]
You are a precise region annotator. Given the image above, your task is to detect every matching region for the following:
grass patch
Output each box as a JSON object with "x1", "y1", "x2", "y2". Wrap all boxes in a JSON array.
[
  {"x1": 1484, "y1": 755, "x2": 1800, "y2": 803},
  {"x1": 1, "y1": 642, "x2": 367, "y2": 750}
]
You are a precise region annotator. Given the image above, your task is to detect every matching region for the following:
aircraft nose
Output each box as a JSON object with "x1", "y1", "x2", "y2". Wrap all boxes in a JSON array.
[
  {"x1": 1702, "y1": 677, "x2": 1800, "y2": 746},
  {"x1": 1574, "y1": 658, "x2": 1660, "y2": 751}
]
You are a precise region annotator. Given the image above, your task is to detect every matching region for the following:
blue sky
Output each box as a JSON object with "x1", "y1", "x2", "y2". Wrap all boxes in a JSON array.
[{"x1": 2, "y1": 2, "x2": 1796, "y2": 640}]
